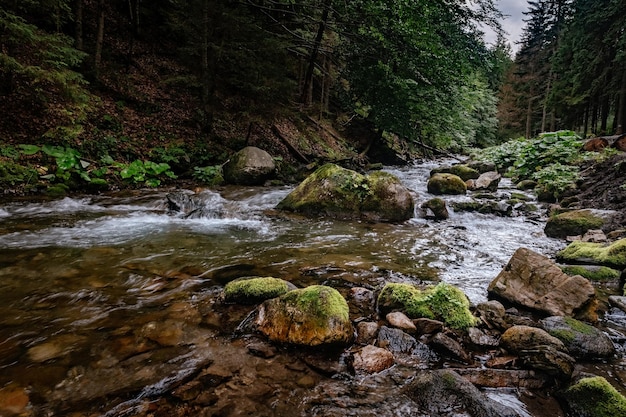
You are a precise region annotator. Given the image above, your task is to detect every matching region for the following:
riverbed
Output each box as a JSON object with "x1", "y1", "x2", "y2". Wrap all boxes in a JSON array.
[{"x1": 0, "y1": 160, "x2": 619, "y2": 416}]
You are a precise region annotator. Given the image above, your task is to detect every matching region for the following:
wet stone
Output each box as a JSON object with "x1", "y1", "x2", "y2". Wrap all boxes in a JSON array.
[
  {"x1": 430, "y1": 332, "x2": 473, "y2": 364},
  {"x1": 467, "y1": 327, "x2": 499, "y2": 347},
  {"x1": 413, "y1": 318, "x2": 444, "y2": 335},
  {"x1": 355, "y1": 321, "x2": 379, "y2": 345},
  {"x1": 352, "y1": 345, "x2": 395, "y2": 374},
  {"x1": 377, "y1": 326, "x2": 417, "y2": 353},
  {"x1": 386, "y1": 311, "x2": 416, "y2": 332}
]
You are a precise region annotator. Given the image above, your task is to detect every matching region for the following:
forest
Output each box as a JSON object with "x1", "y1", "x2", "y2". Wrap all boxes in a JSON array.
[{"x1": 0, "y1": 0, "x2": 625, "y2": 193}]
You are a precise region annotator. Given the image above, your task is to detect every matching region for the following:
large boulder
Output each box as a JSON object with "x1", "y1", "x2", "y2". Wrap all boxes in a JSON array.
[
  {"x1": 238, "y1": 285, "x2": 353, "y2": 346},
  {"x1": 427, "y1": 173, "x2": 467, "y2": 195},
  {"x1": 539, "y1": 316, "x2": 615, "y2": 360},
  {"x1": 276, "y1": 164, "x2": 414, "y2": 222},
  {"x1": 466, "y1": 171, "x2": 501, "y2": 192},
  {"x1": 223, "y1": 146, "x2": 276, "y2": 185},
  {"x1": 377, "y1": 282, "x2": 478, "y2": 330},
  {"x1": 488, "y1": 247, "x2": 596, "y2": 317},
  {"x1": 544, "y1": 209, "x2": 612, "y2": 239}
]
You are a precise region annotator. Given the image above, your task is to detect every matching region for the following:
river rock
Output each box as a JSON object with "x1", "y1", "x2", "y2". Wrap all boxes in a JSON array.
[
  {"x1": 347, "y1": 287, "x2": 376, "y2": 317},
  {"x1": 377, "y1": 282, "x2": 478, "y2": 330},
  {"x1": 557, "y1": 238, "x2": 626, "y2": 269},
  {"x1": 404, "y1": 369, "x2": 519, "y2": 417},
  {"x1": 223, "y1": 146, "x2": 276, "y2": 185},
  {"x1": 466, "y1": 171, "x2": 501, "y2": 191},
  {"x1": 488, "y1": 247, "x2": 596, "y2": 317},
  {"x1": 475, "y1": 300, "x2": 509, "y2": 330},
  {"x1": 0, "y1": 384, "x2": 30, "y2": 416},
  {"x1": 539, "y1": 316, "x2": 615, "y2": 360},
  {"x1": 609, "y1": 295, "x2": 626, "y2": 313},
  {"x1": 454, "y1": 368, "x2": 551, "y2": 389},
  {"x1": 239, "y1": 285, "x2": 353, "y2": 346},
  {"x1": 420, "y1": 197, "x2": 449, "y2": 220},
  {"x1": 413, "y1": 318, "x2": 444, "y2": 335},
  {"x1": 352, "y1": 345, "x2": 395, "y2": 374},
  {"x1": 467, "y1": 327, "x2": 499, "y2": 347},
  {"x1": 356, "y1": 321, "x2": 380, "y2": 345},
  {"x1": 430, "y1": 332, "x2": 472, "y2": 364},
  {"x1": 501, "y1": 325, "x2": 575, "y2": 379},
  {"x1": 431, "y1": 164, "x2": 480, "y2": 181},
  {"x1": 427, "y1": 173, "x2": 467, "y2": 195},
  {"x1": 385, "y1": 311, "x2": 416, "y2": 332},
  {"x1": 223, "y1": 277, "x2": 295, "y2": 304},
  {"x1": 559, "y1": 376, "x2": 626, "y2": 417},
  {"x1": 377, "y1": 326, "x2": 417, "y2": 353},
  {"x1": 544, "y1": 209, "x2": 613, "y2": 239},
  {"x1": 276, "y1": 164, "x2": 414, "y2": 222}
]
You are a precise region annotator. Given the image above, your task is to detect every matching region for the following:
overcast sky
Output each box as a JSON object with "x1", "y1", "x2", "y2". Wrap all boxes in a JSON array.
[{"x1": 484, "y1": 0, "x2": 529, "y2": 54}]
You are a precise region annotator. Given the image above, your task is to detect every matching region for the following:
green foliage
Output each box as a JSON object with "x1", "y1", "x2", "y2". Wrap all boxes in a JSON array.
[
  {"x1": 0, "y1": 159, "x2": 38, "y2": 188},
  {"x1": 193, "y1": 165, "x2": 224, "y2": 186},
  {"x1": 472, "y1": 131, "x2": 586, "y2": 199},
  {"x1": 118, "y1": 160, "x2": 177, "y2": 187},
  {"x1": 0, "y1": 8, "x2": 90, "y2": 115}
]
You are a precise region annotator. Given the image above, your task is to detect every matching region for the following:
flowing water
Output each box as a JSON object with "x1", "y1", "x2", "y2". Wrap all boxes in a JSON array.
[{"x1": 0, "y1": 161, "x2": 619, "y2": 416}]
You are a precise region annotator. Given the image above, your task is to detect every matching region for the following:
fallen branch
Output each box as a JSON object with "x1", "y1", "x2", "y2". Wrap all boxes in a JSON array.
[{"x1": 271, "y1": 125, "x2": 310, "y2": 164}]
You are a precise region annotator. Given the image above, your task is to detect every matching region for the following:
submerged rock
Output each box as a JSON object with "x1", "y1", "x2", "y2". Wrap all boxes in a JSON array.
[
  {"x1": 239, "y1": 285, "x2": 353, "y2": 346},
  {"x1": 488, "y1": 247, "x2": 596, "y2": 317},
  {"x1": 352, "y1": 345, "x2": 394, "y2": 374},
  {"x1": 377, "y1": 282, "x2": 478, "y2": 330},
  {"x1": 276, "y1": 164, "x2": 414, "y2": 222},
  {"x1": 223, "y1": 146, "x2": 276, "y2": 185}
]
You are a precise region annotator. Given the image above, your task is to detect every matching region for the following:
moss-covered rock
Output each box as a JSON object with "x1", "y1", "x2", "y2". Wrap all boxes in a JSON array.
[
  {"x1": 276, "y1": 164, "x2": 414, "y2": 222},
  {"x1": 557, "y1": 238, "x2": 626, "y2": 269},
  {"x1": 560, "y1": 265, "x2": 621, "y2": 282},
  {"x1": 223, "y1": 146, "x2": 276, "y2": 185},
  {"x1": 427, "y1": 173, "x2": 467, "y2": 195},
  {"x1": 244, "y1": 285, "x2": 353, "y2": 346},
  {"x1": 544, "y1": 209, "x2": 607, "y2": 239},
  {"x1": 377, "y1": 282, "x2": 478, "y2": 330},
  {"x1": 561, "y1": 376, "x2": 626, "y2": 417},
  {"x1": 224, "y1": 277, "x2": 293, "y2": 304},
  {"x1": 421, "y1": 197, "x2": 449, "y2": 220},
  {"x1": 431, "y1": 165, "x2": 480, "y2": 182},
  {"x1": 540, "y1": 316, "x2": 615, "y2": 360}
]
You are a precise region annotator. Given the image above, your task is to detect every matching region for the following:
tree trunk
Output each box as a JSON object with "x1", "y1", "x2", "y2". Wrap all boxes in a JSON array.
[
  {"x1": 300, "y1": 0, "x2": 331, "y2": 105},
  {"x1": 617, "y1": 70, "x2": 626, "y2": 134},
  {"x1": 94, "y1": 0, "x2": 106, "y2": 78},
  {"x1": 525, "y1": 94, "x2": 533, "y2": 139},
  {"x1": 74, "y1": 0, "x2": 83, "y2": 50}
]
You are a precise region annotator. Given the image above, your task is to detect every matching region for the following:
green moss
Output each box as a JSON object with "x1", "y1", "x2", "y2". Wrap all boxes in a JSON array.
[
  {"x1": 431, "y1": 165, "x2": 479, "y2": 181},
  {"x1": 561, "y1": 265, "x2": 620, "y2": 281},
  {"x1": 282, "y1": 285, "x2": 349, "y2": 324},
  {"x1": 427, "y1": 173, "x2": 467, "y2": 195},
  {"x1": 378, "y1": 282, "x2": 478, "y2": 330},
  {"x1": 557, "y1": 239, "x2": 626, "y2": 269},
  {"x1": 545, "y1": 209, "x2": 605, "y2": 238},
  {"x1": 564, "y1": 376, "x2": 626, "y2": 417},
  {"x1": 0, "y1": 160, "x2": 39, "y2": 188},
  {"x1": 224, "y1": 277, "x2": 290, "y2": 304},
  {"x1": 548, "y1": 318, "x2": 595, "y2": 344}
]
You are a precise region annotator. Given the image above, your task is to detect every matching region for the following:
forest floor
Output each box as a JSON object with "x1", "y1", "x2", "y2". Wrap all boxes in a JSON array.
[{"x1": 576, "y1": 152, "x2": 626, "y2": 225}]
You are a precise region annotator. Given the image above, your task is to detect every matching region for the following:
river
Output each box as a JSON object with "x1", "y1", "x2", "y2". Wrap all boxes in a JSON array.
[{"x1": 0, "y1": 160, "x2": 611, "y2": 416}]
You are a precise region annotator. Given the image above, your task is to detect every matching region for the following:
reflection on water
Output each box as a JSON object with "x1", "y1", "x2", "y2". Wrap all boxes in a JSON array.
[{"x1": 0, "y1": 162, "x2": 574, "y2": 415}]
